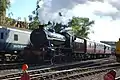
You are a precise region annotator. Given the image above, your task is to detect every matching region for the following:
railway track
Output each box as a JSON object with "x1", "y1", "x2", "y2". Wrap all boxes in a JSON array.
[
  {"x1": 0, "y1": 57, "x2": 115, "y2": 70},
  {"x1": 0, "y1": 63, "x2": 24, "y2": 70},
  {"x1": 116, "y1": 76, "x2": 120, "y2": 80},
  {"x1": 1, "y1": 62, "x2": 120, "y2": 80},
  {"x1": 0, "y1": 63, "x2": 43, "y2": 70},
  {"x1": 0, "y1": 57, "x2": 117, "y2": 80},
  {"x1": 0, "y1": 57, "x2": 114, "y2": 76},
  {"x1": 31, "y1": 63, "x2": 120, "y2": 80}
]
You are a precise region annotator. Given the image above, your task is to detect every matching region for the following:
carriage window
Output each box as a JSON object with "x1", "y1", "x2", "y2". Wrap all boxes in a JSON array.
[
  {"x1": 91, "y1": 43, "x2": 93, "y2": 48},
  {"x1": 91, "y1": 43, "x2": 93, "y2": 47},
  {"x1": 1, "y1": 32, "x2": 3, "y2": 39},
  {"x1": 106, "y1": 47, "x2": 108, "y2": 50},
  {"x1": 89, "y1": 43, "x2": 91, "y2": 47},
  {"x1": 14, "y1": 34, "x2": 18, "y2": 41}
]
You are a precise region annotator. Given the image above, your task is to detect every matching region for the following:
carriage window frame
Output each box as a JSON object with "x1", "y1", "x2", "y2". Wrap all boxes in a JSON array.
[
  {"x1": 89, "y1": 43, "x2": 91, "y2": 47},
  {"x1": 14, "y1": 34, "x2": 18, "y2": 41},
  {"x1": 91, "y1": 43, "x2": 93, "y2": 48},
  {"x1": 1, "y1": 32, "x2": 4, "y2": 39},
  {"x1": 90, "y1": 43, "x2": 92, "y2": 48}
]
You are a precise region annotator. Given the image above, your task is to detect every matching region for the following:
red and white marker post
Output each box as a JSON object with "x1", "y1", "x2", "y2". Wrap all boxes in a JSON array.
[
  {"x1": 20, "y1": 64, "x2": 30, "y2": 80},
  {"x1": 104, "y1": 70, "x2": 116, "y2": 80}
]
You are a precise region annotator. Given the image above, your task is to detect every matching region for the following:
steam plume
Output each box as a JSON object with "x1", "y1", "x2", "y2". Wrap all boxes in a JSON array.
[{"x1": 37, "y1": 0, "x2": 120, "y2": 24}]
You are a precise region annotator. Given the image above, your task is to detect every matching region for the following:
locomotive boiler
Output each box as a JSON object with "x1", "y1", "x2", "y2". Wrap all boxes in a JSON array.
[{"x1": 22, "y1": 25, "x2": 112, "y2": 64}]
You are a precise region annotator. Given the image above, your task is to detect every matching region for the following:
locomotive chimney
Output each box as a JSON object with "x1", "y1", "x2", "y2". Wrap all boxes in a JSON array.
[{"x1": 39, "y1": 25, "x2": 44, "y2": 30}]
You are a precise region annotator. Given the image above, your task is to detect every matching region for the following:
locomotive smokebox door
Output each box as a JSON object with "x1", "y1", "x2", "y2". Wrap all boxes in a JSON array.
[{"x1": 30, "y1": 28, "x2": 48, "y2": 48}]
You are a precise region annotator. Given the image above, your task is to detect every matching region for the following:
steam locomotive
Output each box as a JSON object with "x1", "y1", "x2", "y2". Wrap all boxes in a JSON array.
[{"x1": 22, "y1": 25, "x2": 112, "y2": 64}]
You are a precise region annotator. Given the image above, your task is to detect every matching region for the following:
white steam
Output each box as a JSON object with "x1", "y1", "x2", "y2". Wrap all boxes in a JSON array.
[
  {"x1": 37, "y1": 0, "x2": 92, "y2": 24},
  {"x1": 37, "y1": 0, "x2": 120, "y2": 24}
]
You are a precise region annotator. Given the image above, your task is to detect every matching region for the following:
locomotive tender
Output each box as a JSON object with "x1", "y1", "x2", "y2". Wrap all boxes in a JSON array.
[{"x1": 22, "y1": 25, "x2": 112, "y2": 64}]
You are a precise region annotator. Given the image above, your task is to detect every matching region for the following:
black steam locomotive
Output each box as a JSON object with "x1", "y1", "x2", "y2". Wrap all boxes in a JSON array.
[{"x1": 22, "y1": 25, "x2": 111, "y2": 64}]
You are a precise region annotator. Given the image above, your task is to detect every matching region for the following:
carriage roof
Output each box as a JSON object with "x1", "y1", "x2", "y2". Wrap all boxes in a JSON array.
[{"x1": 0, "y1": 26, "x2": 31, "y2": 34}]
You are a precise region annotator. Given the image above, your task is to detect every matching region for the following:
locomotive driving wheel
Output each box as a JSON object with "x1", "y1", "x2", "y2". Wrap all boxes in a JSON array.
[{"x1": 50, "y1": 53, "x2": 66, "y2": 65}]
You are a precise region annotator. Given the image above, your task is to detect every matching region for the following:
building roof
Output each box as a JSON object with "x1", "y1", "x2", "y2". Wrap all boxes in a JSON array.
[{"x1": 0, "y1": 25, "x2": 32, "y2": 32}]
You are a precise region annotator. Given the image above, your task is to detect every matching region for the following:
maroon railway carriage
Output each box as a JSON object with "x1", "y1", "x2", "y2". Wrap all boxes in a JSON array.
[
  {"x1": 95, "y1": 42, "x2": 105, "y2": 54},
  {"x1": 73, "y1": 38, "x2": 85, "y2": 53},
  {"x1": 86, "y1": 40, "x2": 95, "y2": 54},
  {"x1": 73, "y1": 38, "x2": 111, "y2": 60}
]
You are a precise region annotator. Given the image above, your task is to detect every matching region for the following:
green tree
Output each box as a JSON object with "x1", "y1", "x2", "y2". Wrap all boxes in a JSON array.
[
  {"x1": 28, "y1": 16, "x2": 40, "y2": 30},
  {"x1": 0, "y1": 0, "x2": 11, "y2": 25},
  {"x1": 4, "y1": 12, "x2": 14, "y2": 26},
  {"x1": 54, "y1": 23, "x2": 62, "y2": 33},
  {"x1": 28, "y1": 0, "x2": 41, "y2": 30},
  {"x1": 23, "y1": 17, "x2": 29, "y2": 29},
  {"x1": 68, "y1": 17, "x2": 94, "y2": 39},
  {"x1": 54, "y1": 23, "x2": 69, "y2": 33}
]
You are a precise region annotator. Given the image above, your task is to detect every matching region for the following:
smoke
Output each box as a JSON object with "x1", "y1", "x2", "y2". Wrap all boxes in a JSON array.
[
  {"x1": 37, "y1": 0, "x2": 120, "y2": 24},
  {"x1": 37, "y1": 0, "x2": 93, "y2": 24}
]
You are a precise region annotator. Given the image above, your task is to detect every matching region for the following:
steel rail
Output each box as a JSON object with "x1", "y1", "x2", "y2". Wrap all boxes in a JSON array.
[{"x1": 2, "y1": 63, "x2": 120, "y2": 80}]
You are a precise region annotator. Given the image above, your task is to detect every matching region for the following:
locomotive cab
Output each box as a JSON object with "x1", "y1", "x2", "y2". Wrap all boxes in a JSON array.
[{"x1": 60, "y1": 28, "x2": 76, "y2": 48}]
